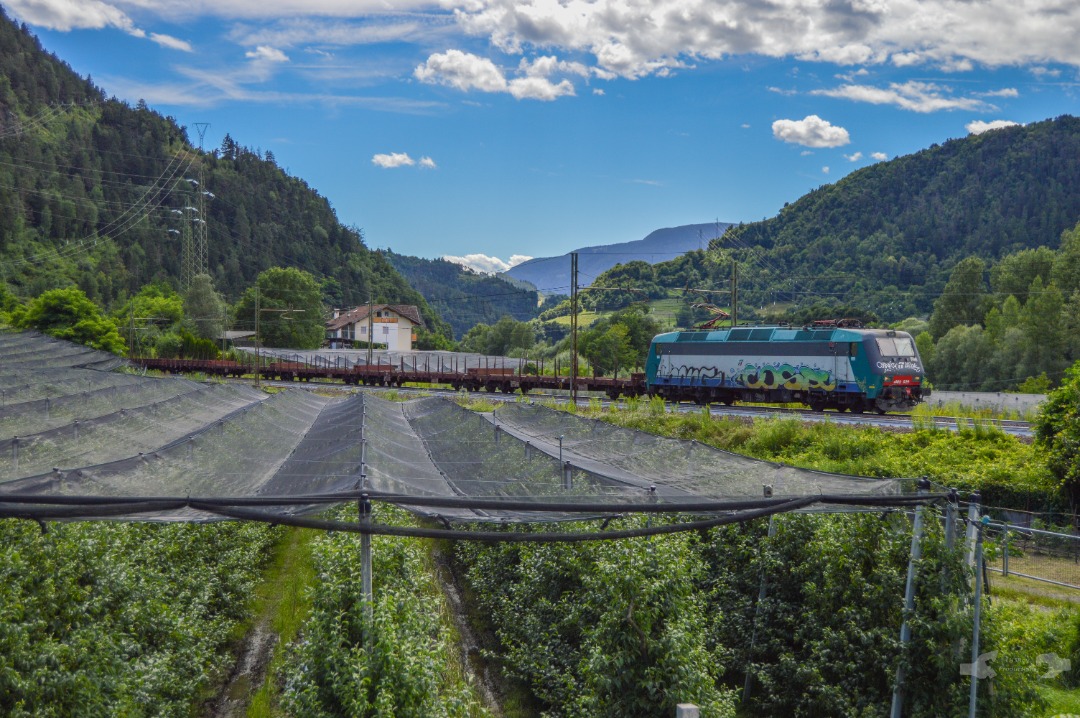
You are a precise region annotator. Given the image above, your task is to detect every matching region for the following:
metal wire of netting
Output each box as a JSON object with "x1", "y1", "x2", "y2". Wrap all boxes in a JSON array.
[{"x1": 493, "y1": 402, "x2": 916, "y2": 500}]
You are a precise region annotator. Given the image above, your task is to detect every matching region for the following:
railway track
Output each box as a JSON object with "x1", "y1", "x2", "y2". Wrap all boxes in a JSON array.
[{"x1": 212, "y1": 375, "x2": 1034, "y2": 439}]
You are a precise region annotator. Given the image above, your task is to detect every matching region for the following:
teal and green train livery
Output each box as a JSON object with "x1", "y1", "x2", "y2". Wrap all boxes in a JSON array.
[{"x1": 645, "y1": 325, "x2": 928, "y2": 413}]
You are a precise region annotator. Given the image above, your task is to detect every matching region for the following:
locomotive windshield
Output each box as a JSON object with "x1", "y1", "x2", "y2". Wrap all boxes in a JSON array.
[{"x1": 875, "y1": 336, "x2": 916, "y2": 358}]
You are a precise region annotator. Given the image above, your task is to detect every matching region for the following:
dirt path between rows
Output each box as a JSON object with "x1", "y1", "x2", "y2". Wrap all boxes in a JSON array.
[
  {"x1": 434, "y1": 548, "x2": 505, "y2": 717},
  {"x1": 207, "y1": 616, "x2": 279, "y2": 718}
]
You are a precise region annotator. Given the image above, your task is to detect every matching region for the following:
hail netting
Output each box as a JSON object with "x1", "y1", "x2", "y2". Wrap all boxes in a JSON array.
[
  {"x1": 1, "y1": 331, "x2": 923, "y2": 525},
  {"x1": 396, "y1": 397, "x2": 648, "y2": 521},
  {"x1": 492, "y1": 401, "x2": 916, "y2": 499}
]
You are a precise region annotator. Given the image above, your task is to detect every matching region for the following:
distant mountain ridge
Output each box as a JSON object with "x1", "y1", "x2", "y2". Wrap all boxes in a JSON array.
[{"x1": 505, "y1": 223, "x2": 731, "y2": 294}]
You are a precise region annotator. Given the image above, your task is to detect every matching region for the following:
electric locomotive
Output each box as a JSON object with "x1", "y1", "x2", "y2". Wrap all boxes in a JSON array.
[{"x1": 645, "y1": 321, "x2": 928, "y2": 413}]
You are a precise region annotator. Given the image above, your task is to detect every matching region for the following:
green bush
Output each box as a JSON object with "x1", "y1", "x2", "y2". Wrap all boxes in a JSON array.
[
  {"x1": 0, "y1": 519, "x2": 275, "y2": 717},
  {"x1": 280, "y1": 506, "x2": 487, "y2": 717}
]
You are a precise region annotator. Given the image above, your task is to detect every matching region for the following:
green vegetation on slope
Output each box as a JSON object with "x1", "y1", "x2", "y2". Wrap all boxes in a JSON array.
[{"x1": 0, "y1": 9, "x2": 450, "y2": 340}]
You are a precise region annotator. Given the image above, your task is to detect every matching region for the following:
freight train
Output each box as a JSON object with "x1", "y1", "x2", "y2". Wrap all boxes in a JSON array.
[
  {"x1": 645, "y1": 321, "x2": 928, "y2": 413},
  {"x1": 135, "y1": 321, "x2": 928, "y2": 413}
]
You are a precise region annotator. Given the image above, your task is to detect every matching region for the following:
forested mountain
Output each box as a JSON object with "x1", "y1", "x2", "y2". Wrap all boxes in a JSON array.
[
  {"x1": 0, "y1": 9, "x2": 450, "y2": 338},
  {"x1": 384, "y1": 251, "x2": 540, "y2": 338},
  {"x1": 706, "y1": 116, "x2": 1080, "y2": 320}
]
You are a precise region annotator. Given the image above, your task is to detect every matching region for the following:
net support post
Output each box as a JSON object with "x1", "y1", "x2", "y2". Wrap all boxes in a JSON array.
[
  {"x1": 965, "y1": 492, "x2": 981, "y2": 573},
  {"x1": 942, "y1": 488, "x2": 958, "y2": 593},
  {"x1": 890, "y1": 476, "x2": 930, "y2": 718},
  {"x1": 358, "y1": 493, "x2": 373, "y2": 624},
  {"x1": 563, "y1": 462, "x2": 573, "y2": 490},
  {"x1": 944, "y1": 488, "x2": 958, "y2": 553},
  {"x1": 743, "y1": 512, "x2": 777, "y2": 704},
  {"x1": 968, "y1": 515, "x2": 989, "y2": 718},
  {"x1": 11, "y1": 437, "x2": 17, "y2": 473}
]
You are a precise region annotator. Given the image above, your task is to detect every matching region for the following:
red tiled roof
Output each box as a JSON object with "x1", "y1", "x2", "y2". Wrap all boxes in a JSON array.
[{"x1": 325, "y1": 304, "x2": 424, "y2": 331}]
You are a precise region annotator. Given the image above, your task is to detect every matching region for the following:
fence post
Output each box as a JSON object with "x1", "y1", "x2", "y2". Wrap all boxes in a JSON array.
[
  {"x1": 1002, "y1": 521, "x2": 1009, "y2": 577},
  {"x1": 890, "y1": 477, "x2": 931, "y2": 718}
]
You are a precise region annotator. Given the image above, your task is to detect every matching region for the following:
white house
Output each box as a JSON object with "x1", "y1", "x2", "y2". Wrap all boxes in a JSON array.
[{"x1": 326, "y1": 304, "x2": 424, "y2": 352}]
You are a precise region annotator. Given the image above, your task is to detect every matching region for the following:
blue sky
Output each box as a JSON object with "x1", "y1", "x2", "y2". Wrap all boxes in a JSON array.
[{"x1": 6, "y1": 0, "x2": 1079, "y2": 273}]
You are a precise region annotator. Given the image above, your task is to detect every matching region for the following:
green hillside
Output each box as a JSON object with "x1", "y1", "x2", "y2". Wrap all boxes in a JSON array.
[
  {"x1": 711, "y1": 115, "x2": 1080, "y2": 320},
  {"x1": 0, "y1": 9, "x2": 450, "y2": 338},
  {"x1": 384, "y1": 251, "x2": 540, "y2": 338}
]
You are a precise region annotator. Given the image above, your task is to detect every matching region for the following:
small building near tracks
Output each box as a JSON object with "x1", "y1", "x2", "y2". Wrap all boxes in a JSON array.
[{"x1": 326, "y1": 304, "x2": 424, "y2": 351}]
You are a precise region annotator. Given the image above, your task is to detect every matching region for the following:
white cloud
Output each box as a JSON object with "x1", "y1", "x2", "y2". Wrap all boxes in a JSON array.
[
  {"x1": 592, "y1": 88, "x2": 605, "y2": 96},
  {"x1": 451, "y1": 0, "x2": 1080, "y2": 79},
  {"x1": 418, "y1": 156, "x2": 437, "y2": 169},
  {"x1": 443, "y1": 253, "x2": 532, "y2": 274},
  {"x1": 415, "y1": 49, "x2": 576, "y2": 101},
  {"x1": 15, "y1": 0, "x2": 1080, "y2": 88},
  {"x1": 508, "y1": 76, "x2": 575, "y2": 100},
  {"x1": 812, "y1": 81, "x2": 989, "y2": 113},
  {"x1": 5, "y1": 0, "x2": 139, "y2": 33},
  {"x1": 415, "y1": 49, "x2": 508, "y2": 93},
  {"x1": 822, "y1": 166, "x2": 830, "y2": 174},
  {"x1": 7, "y1": 0, "x2": 185, "y2": 51},
  {"x1": 245, "y1": 45, "x2": 290, "y2": 63},
  {"x1": 149, "y1": 33, "x2": 192, "y2": 51},
  {"x1": 871, "y1": 151, "x2": 888, "y2": 161},
  {"x1": 966, "y1": 119, "x2": 1021, "y2": 135},
  {"x1": 372, "y1": 152, "x2": 416, "y2": 168},
  {"x1": 772, "y1": 115, "x2": 850, "y2": 148},
  {"x1": 979, "y1": 88, "x2": 1019, "y2": 98},
  {"x1": 228, "y1": 16, "x2": 453, "y2": 49},
  {"x1": 843, "y1": 152, "x2": 863, "y2": 162},
  {"x1": 1031, "y1": 67, "x2": 1062, "y2": 79}
]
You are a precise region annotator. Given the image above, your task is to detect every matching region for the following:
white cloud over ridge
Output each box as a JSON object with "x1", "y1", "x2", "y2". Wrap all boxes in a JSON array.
[
  {"x1": 6, "y1": 0, "x2": 139, "y2": 33},
  {"x1": 772, "y1": 115, "x2": 850, "y2": 148},
  {"x1": 7, "y1": 0, "x2": 188, "y2": 49},
  {"x1": 966, "y1": 119, "x2": 1021, "y2": 135},
  {"x1": 443, "y1": 253, "x2": 532, "y2": 274}
]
